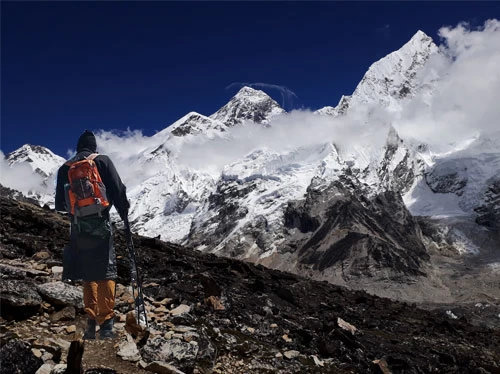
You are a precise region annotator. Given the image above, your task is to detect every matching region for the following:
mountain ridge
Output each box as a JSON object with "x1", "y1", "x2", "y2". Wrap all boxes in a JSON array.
[{"x1": 2, "y1": 29, "x2": 499, "y2": 307}]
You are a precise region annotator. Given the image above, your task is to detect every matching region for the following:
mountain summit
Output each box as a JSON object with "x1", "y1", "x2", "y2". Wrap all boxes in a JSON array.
[
  {"x1": 153, "y1": 87, "x2": 285, "y2": 140},
  {"x1": 317, "y1": 30, "x2": 438, "y2": 116},
  {"x1": 6, "y1": 144, "x2": 64, "y2": 179},
  {"x1": 210, "y1": 86, "x2": 285, "y2": 127},
  {"x1": 4, "y1": 144, "x2": 64, "y2": 206},
  {"x1": 348, "y1": 29, "x2": 438, "y2": 110}
]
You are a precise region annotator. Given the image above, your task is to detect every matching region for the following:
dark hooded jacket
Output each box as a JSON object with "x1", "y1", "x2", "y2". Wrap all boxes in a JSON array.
[{"x1": 55, "y1": 131, "x2": 129, "y2": 281}]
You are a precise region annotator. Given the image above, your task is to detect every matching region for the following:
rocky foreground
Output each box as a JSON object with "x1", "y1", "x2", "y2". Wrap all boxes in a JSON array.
[{"x1": 1, "y1": 196, "x2": 499, "y2": 374}]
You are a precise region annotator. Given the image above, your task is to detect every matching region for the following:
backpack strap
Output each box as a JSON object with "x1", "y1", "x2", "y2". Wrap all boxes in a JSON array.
[
  {"x1": 86, "y1": 153, "x2": 99, "y2": 161},
  {"x1": 64, "y1": 153, "x2": 98, "y2": 166}
]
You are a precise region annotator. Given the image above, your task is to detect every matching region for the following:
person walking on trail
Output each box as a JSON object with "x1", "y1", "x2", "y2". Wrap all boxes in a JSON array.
[{"x1": 55, "y1": 130, "x2": 130, "y2": 340}]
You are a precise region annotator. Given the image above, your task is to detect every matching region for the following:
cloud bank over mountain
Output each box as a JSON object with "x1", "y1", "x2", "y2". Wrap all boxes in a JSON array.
[
  {"x1": 394, "y1": 19, "x2": 500, "y2": 149},
  {"x1": 82, "y1": 20, "x2": 500, "y2": 190},
  {"x1": 3, "y1": 21, "x2": 497, "y2": 198},
  {"x1": 0, "y1": 151, "x2": 46, "y2": 193}
]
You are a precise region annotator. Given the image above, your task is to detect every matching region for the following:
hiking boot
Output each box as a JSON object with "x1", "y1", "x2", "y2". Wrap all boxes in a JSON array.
[
  {"x1": 83, "y1": 318, "x2": 96, "y2": 340},
  {"x1": 99, "y1": 318, "x2": 116, "y2": 339}
]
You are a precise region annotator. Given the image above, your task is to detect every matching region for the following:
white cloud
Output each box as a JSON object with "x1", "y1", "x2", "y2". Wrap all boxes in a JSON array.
[
  {"x1": 57, "y1": 129, "x2": 160, "y2": 188},
  {"x1": 0, "y1": 151, "x2": 46, "y2": 194},
  {"x1": 180, "y1": 20, "x2": 500, "y2": 169},
  {"x1": 92, "y1": 129, "x2": 164, "y2": 186},
  {"x1": 176, "y1": 106, "x2": 390, "y2": 172},
  {"x1": 394, "y1": 19, "x2": 500, "y2": 150}
]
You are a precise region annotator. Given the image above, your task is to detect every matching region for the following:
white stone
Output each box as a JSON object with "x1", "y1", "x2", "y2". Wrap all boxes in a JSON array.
[
  {"x1": 169, "y1": 304, "x2": 190, "y2": 316},
  {"x1": 337, "y1": 317, "x2": 357, "y2": 335},
  {"x1": 117, "y1": 333, "x2": 141, "y2": 362},
  {"x1": 51, "y1": 266, "x2": 63, "y2": 274},
  {"x1": 282, "y1": 334, "x2": 292, "y2": 343},
  {"x1": 311, "y1": 355, "x2": 324, "y2": 367},
  {"x1": 35, "y1": 363, "x2": 53, "y2": 374},
  {"x1": 283, "y1": 350, "x2": 300, "y2": 359},
  {"x1": 173, "y1": 325, "x2": 196, "y2": 333},
  {"x1": 46, "y1": 337, "x2": 71, "y2": 352},
  {"x1": 50, "y1": 364, "x2": 67, "y2": 374},
  {"x1": 145, "y1": 361, "x2": 186, "y2": 374},
  {"x1": 142, "y1": 338, "x2": 198, "y2": 362}
]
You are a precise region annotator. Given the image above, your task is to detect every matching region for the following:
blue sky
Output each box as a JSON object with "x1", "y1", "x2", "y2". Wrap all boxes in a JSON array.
[{"x1": 1, "y1": 1, "x2": 499, "y2": 157}]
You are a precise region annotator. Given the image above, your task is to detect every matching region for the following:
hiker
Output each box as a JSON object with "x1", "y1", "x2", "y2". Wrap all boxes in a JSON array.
[{"x1": 55, "y1": 130, "x2": 130, "y2": 340}]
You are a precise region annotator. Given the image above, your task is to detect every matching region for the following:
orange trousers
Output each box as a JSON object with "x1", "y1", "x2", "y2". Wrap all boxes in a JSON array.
[{"x1": 83, "y1": 280, "x2": 116, "y2": 326}]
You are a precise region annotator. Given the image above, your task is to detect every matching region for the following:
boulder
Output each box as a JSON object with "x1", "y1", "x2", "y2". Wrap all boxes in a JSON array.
[
  {"x1": 117, "y1": 333, "x2": 141, "y2": 362},
  {"x1": 0, "y1": 339, "x2": 43, "y2": 374},
  {"x1": 50, "y1": 306, "x2": 76, "y2": 322},
  {"x1": 36, "y1": 281, "x2": 83, "y2": 309},
  {"x1": 0, "y1": 279, "x2": 42, "y2": 320},
  {"x1": 169, "y1": 304, "x2": 190, "y2": 316},
  {"x1": 141, "y1": 337, "x2": 198, "y2": 363}
]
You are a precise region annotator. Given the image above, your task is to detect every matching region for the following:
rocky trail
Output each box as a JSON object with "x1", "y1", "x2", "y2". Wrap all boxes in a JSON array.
[{"x1": 1, "y1": 196, "x2": 499, "y2": 373}]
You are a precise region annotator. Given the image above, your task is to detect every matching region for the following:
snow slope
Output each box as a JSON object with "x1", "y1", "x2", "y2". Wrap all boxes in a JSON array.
[{"x1": 3, "y1": 145, "x2": 65, "y2": 206}]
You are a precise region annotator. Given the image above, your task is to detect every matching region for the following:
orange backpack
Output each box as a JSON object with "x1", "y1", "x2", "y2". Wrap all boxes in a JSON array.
[{"x1": 65, "y1": 153, "x2": 110, "y2": 218}]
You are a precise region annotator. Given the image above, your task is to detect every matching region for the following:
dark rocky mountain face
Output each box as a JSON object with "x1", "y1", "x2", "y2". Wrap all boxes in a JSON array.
[
  {"x1": 169, "y1": 113, "x2": 226, "y2": 137},
  {"x1": 425, "y1": 161, "x2": 469, "y2": 196},
  {"x1": 377, "y1": 129, "x2": 423, "y2": 194},
  {"x1": 187, "y1": 178, "x2": 257, "y2": 255},
  {"x1": 282, "y1": 180, "x2": 429, "y2": 281},
  {"x1": 187, "y1": 175, "x2": 431, "y2": 286},
  {"x1": 6, "y1": 144, "x2": 52, "y2": 160},
  {"x1": 1, "y1": 196, "x2": 500, "y2": 373},
  {"x1": 0, "y1": 184, "x2": 41, "y2": 206},
  {"x1": 184, "y1": 166, "x2": 499, "y2": 307},
  {"x1": 475, "y1": 177, "x2": 500, "y2": 230}
]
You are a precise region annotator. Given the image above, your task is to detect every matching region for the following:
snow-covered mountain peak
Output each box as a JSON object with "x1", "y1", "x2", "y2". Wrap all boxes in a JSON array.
[
  {"x1": 317, "y1": 30, "x2": 439, "y2": 117},
  {"x1": 233, "y1": 86, "x2": 273, "y2": 102},
  {"x1": 152, "y1": 87, "x2": 287, "y2": 143},
  {"x1": 210, "y1": 86, "x2": 285, "y2": 127},
  {"x1": 3, "y1": 144, "x2": 65, "y2": 207},
  {"x1": 352, "y1": 30, "x2": 438, "y2": 109},
  {"x1": 315, "y1": 95, "x2": 351, "y2": 117},
  {"x1": 8, "y1": 144, "x2": 52, "y2": 159},
  {"x1": 7, "y1": 144, "x2": 65, "y2": 178},
  {"x1": 408, "y1": 30, "x2": 433, "y2": 45},
  {"x1": 154, "y1": 111, "x2": 227, "y2": 139}
]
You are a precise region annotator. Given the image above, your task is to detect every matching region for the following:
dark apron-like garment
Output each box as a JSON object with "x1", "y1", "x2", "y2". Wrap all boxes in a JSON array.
[{"x1": 62, "y1": 216, "x2": 117, "y2": 281}]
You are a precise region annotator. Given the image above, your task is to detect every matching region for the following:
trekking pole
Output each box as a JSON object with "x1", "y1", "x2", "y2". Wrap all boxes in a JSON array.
[{"x1": 124, "y1": 218, "x2": 149, "y2": 328}]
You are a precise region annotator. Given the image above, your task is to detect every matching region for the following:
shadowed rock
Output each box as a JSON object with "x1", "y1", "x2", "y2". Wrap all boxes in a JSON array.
[
  {"x1": 0, "y1": 340, "x2": 43, "y2": 374},
  {"x1": 0, "y1": 280, "x2": 42, "y2": 320}
]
